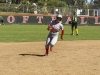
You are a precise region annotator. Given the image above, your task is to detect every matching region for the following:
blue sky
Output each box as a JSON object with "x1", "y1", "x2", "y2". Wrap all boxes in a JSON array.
[{"x1": 87, "y1": 0, "x2": 91, "y2": 3}]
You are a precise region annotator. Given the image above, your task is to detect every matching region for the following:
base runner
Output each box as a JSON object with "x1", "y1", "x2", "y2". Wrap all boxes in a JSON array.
[{"x1": 44, "y1": 14, "x2": 64, "y2": 56}]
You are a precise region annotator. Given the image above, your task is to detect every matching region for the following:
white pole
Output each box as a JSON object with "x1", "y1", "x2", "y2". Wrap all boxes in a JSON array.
[{"x1": 88, "y1": 9, "x2": 89, "y2": 16}]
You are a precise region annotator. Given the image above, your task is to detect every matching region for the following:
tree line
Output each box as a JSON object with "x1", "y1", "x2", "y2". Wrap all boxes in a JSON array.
[{"x1": 0, "y1": 0, "x2": 100, "y2": 9}]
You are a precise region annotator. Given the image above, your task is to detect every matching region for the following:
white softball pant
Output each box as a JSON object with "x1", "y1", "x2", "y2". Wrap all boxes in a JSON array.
[{"x1": 45, "y1": 34, "x2": 58, "y2": 48}]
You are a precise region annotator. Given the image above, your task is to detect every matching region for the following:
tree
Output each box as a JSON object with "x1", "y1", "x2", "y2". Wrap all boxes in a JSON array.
[
  {"x1": 86, "y1": 0, "x2": 100, "y2": 9},
  {"x1": 93, "y1": 0, "x2": 100, "y2": 8},
  {"x1": 12, "y1": 0, "x2": 21, "y2": 4},
  {"x1": 37, "y1": 0, "x2": 67, "y2": 7},
  {"x1": 47, "y1": 0, "x2": 67, "y2": 7},
  {"x1": 0, "y1": 0, "x2": 6, "y2": 3},
  {"x1": 60, "y1": 0, "x2": 85, "y2": 9}
]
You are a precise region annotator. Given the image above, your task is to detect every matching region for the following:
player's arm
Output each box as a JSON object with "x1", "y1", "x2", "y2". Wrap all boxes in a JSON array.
[
  {"x1": 47, "y1": 21, "x2": 53, "y2": 31},
  {"x1": 47, "y1": 25, "x2": 53, "y2": 31}
]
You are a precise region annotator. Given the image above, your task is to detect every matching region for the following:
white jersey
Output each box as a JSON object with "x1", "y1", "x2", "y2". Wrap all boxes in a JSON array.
[{"x1": 49, "y1": 20, "x2": 64, "y2": 37}]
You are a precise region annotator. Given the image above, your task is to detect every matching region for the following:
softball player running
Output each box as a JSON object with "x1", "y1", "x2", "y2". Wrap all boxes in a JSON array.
[{"x1": 44, "y1": 14, "x2": 64, "y2": 56}]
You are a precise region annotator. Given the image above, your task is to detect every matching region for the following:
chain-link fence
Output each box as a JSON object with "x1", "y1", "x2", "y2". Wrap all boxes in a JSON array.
[{"x1": 0, "y1": 3, "x2": 100, "y2": 16}]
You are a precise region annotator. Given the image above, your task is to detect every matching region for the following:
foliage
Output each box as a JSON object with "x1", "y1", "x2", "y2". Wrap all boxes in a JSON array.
[
  {"x1": 47, "y1": 0, "x2": 59, "y2": 7},
  {"x1": 63, "y1": 0, "x2": 85, "y2": 9},
  {"x1": 64, "y1": 0, "x2": 75, "y2": 6},
  {"x1": 0, "y1": 0, "x2": 6, "y2": 3},
  {"x1": 21, "y1": 0, "x2": 30, "y2": 5},
  {"x1": 77, "y1": 0, "x2": 85, "y2": 8},
  {"x1": 29, "y1": 0, "x2": 38, "y2": 3},
  {"x1": 37, "y1": 0, "x2": 44, "y2": 6},
  {"x1": 47, "y1": 0, "x2": 67, "y2": 7},
  {"x1": 38, "y1": 0, "x2": 67, "y2": 7},
  {"x1": 93, "y1": 0, "x2": 100, "y2": 8},
  {"x1": 57, "y1": 1, "x2": 67, "y2": 7}
]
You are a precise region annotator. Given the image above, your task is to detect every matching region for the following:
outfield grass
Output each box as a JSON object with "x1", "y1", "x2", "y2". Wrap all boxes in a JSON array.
[{"x1": 0, "y1": 25, "x2": 100, "y2": 42}]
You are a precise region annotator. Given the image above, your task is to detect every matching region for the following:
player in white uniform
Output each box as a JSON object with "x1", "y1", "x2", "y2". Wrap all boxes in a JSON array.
[{"x1": 44, "y1": 14, "x2": 64, "y2": 56}]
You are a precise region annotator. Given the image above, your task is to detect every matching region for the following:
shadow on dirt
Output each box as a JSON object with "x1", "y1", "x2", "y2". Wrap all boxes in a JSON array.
[{"x1": 19, "y1": 54, "x2": 45, "y2": 57}]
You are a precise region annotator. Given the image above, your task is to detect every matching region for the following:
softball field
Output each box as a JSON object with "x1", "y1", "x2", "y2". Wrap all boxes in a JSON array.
[{"x1": 0, "y1": 40, "x2": 100, "y2": 75}]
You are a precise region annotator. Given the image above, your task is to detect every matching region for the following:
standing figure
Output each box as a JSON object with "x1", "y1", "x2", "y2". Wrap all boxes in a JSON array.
[
  {"x1": 0, "y1": 16, "x2": 4, "y2": 25},
  {"x1": 71, "y1": 12, "x2": 78, "y2": 35},
  {"x1": 45, "y1": 14, "x2": 64, "y2": 56}
]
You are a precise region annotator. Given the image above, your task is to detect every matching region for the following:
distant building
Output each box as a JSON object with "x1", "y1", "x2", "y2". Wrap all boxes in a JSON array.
[{"x1": 94, "y1": 9, "x2": 100, "y2": 16}]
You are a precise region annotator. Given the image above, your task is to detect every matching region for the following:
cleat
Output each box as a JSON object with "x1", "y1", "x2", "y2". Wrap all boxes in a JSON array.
[
  {"x1": 44, "y1": 53, "x2": 48, "y2": 56},
  {"x1": 76, "y1": 34, "x2": 78, "y2": 36},
  {"x1": 71, "y1": 33, "x2": 74, "y2": 35}
]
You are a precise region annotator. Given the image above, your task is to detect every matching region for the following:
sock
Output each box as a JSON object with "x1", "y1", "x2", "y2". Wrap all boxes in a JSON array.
[
  {"x1": 72, "y1": 29, "x2": 74, "y2": 34},
  {"x1": 46, "y1": 48, "x2": 49, "y2": 54},
  {"x1": 61, "y1": 30, "x2": 64, "y2": 39},
  {"x1": 73, "y1": 30, "x2": 74, "y2": 34},
  {"x1": 50, "y1": 47, "x2": 53, "y2": 51},
  {"x1": 76, "y1": 29, "x2": 78, "y2": 34}
]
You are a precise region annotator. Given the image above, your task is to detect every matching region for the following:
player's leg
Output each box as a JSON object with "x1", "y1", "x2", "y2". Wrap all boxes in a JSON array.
[
  {"x1": 75, "y1": 22, "x2": 78, "y2": 35},
  {"x1": 1, "y1": 20, "x2": 4, "y2": 25},
  {"x1": 45, "y1": 38, "x2": 50, "y2": 55},
  {"x1": 0, "y1": 20, "x2": 1, "y2": 25},
  {"x1": 50, "y1": 36, "x2": 58, "y2": 51},
  {"x1": 71, "y1": 22, "x2": 74, "y2": 35},
  {"x1": 45, "y1": 35, "x2": 52, "y2": 56}
]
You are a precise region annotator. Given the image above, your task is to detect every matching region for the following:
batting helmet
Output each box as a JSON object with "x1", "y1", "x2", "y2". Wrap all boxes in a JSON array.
[{"x1": 56, "y1": 14, "x2": 62, "y2": 18}]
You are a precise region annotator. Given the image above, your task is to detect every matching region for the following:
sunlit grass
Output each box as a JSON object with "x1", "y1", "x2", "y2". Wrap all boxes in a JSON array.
[{"x1": 0, "y1": 25, "x2": 99, "y2": 42}]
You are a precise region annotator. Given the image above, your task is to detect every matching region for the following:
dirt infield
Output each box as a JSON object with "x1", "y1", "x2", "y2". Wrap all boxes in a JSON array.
[{"x1": 0, "y1": 40, "x2": 100, "y2": 75}]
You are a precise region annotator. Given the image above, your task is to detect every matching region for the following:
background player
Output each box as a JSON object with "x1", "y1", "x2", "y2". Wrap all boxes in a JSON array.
[
  {"x1": 71, "y1": 12, "x2": 78, "y2": 35},
  {"x1": 44, "y1": 14, "x2": 64, "y2": 56},
  {"x1": 0, "y1": 16, "x2": 4, "y2": 25}
]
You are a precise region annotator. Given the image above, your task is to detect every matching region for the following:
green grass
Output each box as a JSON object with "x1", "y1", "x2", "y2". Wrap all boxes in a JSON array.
[
  {"x1": 65, "y1": 25, "x2": 100, "y2": 40},
  {"x1": 0, "y1": 25, "x2": 100, "y2": 42}
]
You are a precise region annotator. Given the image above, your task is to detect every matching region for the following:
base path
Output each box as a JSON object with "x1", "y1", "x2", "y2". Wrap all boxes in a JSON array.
[{"x1": 0, "y1": 40, "x2": 100, "y2": 75}]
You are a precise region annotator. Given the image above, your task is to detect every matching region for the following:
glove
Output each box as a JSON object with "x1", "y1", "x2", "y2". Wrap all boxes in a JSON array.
[
  {"x1": 47, "y1": 26, "x2": 52, "y2": 30},
  {"x1": 68, "y1": 21, "x2": 72, "y2": 24}
]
